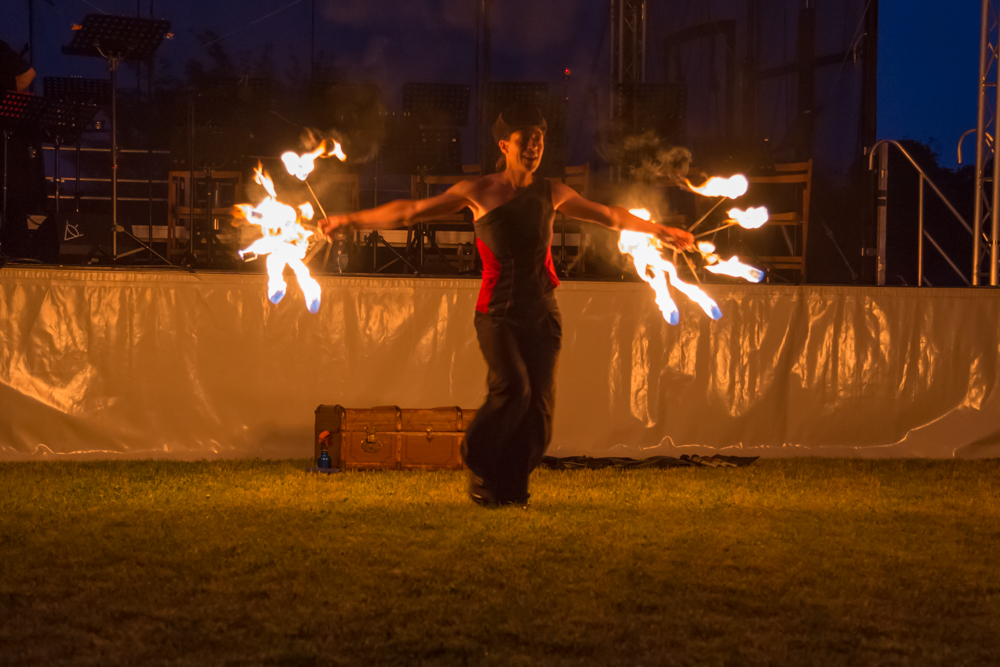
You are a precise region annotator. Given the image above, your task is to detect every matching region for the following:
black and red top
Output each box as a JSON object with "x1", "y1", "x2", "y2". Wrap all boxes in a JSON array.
[{"x1": 474, "y1": 178, "x2": 561, "y2": 316}]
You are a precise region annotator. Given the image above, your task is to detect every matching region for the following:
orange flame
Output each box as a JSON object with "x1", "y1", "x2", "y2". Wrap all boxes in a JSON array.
[
  {"x1": 727, "y1": 206, "x2": 769, "y2": 229},
  {"x1": 705, "y1": 256, "x2": 765, "y2": 283},
  {"x1": 237, "y1": 165, "x2": 321, "y2": 313},
  {"x1": 686, "y1": 175, "x2": 748, "y2": 199},
  {"x1": 620, "y1": 209, "x2": 722, "y2": 324},
  {"x1": 281, "y1": 140, "x2": 347, "y2": 181}
]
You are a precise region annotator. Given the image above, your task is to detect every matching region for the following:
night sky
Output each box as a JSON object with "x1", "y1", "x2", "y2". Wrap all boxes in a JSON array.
[{"x1": 1, "y1": 0, "x2": 982, "y2": 168}]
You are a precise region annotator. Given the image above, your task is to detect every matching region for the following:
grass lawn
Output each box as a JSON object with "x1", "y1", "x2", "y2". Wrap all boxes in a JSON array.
[{"x1": 1, "y1": 458, "x2": 999, "y2": 666}]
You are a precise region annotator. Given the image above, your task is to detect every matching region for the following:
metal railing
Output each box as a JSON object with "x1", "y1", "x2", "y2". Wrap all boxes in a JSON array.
[
  {"x1": 869, "y1": 140, "x2": 972, "y2": 286},
  {"x1": 41, "y1": 144, "x2": 171, "y2": 209}
]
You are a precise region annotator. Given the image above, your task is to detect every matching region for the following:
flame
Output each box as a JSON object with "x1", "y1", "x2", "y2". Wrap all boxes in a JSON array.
[
  {"x1": 686, "y1": 175, "x2": 748, "y2": 199},
  {"x1": 728, "y1": 206, "x2": 769, "y2": 229},
  {"x1": 328, "y1": 141, "x2": 347, "y2": 161},
  {"x1": 621, "y1": 209, "x2": 722, "y2": 324},
  {"x1": 299, "y1": 203, "x2": 314, "y2": 220},
  {"x1": 237, "y1": 165, "x2": 321, "y2": 313},
  {"x1": 255, "y1": 164, "x2": 277, "y2": 198},
  {"x1": 705, "y1": 256, "x2": 765, "y2": 283},
  {"x1": 281, "y1": 140, "x2": 347, "y2": 181},
  {"x1": 697, "y1": 241, "x2": 716, "y2": 254}
]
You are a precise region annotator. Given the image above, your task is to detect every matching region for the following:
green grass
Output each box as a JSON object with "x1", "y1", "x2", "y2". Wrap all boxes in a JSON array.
[{"x1": 1, "y1": 459, "x2": 999, "y2": 667}]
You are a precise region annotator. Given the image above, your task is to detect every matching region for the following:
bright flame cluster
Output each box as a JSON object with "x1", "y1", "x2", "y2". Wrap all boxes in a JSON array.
[
  {"x1": 619, "y1": 207, "x2": 766, "y2": 325},
  {"x1": 281, "y1": 140, "x2": 346, "y2": 181},
  {"x1": 620, "y1": 209, "x2": 722, "y2": 325},
  {"x1": 237, "y1": 166, "x2": 322, "y2": 314}
]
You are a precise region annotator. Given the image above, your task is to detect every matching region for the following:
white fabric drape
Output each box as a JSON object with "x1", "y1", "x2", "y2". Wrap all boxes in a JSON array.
[{"x1": 2, "y1": 268, "x2": 998, "y2": 460}]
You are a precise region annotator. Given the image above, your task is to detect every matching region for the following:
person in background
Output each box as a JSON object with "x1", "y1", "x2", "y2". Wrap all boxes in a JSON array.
[
  {"x1": 0, "y1": 39, "x2": 44, "y2": 261},
  {"x1": 0, "y1": 40, "x2": 35, "y2": 93}
]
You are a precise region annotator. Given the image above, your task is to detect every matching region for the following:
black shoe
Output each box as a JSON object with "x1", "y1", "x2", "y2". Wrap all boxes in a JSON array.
[{"x1": 469, "y1": 473, "x2": 529, "y2": 508}]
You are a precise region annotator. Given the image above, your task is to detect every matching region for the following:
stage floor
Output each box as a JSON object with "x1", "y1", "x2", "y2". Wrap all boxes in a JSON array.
[{"x1": 2, "y1": 266, "x2": 999, "y2": 460}]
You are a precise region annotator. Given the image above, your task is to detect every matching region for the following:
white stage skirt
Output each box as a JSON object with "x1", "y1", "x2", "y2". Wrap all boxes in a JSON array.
[{"x1": 1, "y1": 268, "x2": 999, "y2": 460}]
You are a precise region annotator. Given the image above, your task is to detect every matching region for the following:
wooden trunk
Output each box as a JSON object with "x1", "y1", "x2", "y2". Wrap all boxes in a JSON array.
[{"x1": 314, "y1": 405, "x2": 477, "y2": 471}]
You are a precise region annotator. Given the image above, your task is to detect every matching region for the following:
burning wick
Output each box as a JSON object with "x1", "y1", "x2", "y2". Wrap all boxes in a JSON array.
[
  {"x1": 281, "y1": 140, "x2": 347, "y2": 181},
  {"x1": 729, "y1": 206, "x2": 768, "y2": 229},
  {"x1": 685, "y1": 175, "x2": 749, "y2": 199},
  {"x1": 694, "y1": 206, "x2": 770, "y2": 238},
  {"x1": 236, "y1": 165, "x2": 322, "y2": 314},
  {"x1": 692, "y1": 240, "x2": 765, "y2": 283},
  {"x1": 619, "y1": 209, "x2": 723, "y2": 324},
  {"x1": 705, "y1": 256, "x2": 765, "y2": 283}
]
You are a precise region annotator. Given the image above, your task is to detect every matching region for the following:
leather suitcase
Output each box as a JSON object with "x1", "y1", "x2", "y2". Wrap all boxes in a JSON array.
[{"x1": 314, "y1": 405, "x2": 477, "y2": 470}]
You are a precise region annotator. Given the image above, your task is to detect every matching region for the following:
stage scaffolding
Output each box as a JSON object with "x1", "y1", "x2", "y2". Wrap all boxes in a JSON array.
[{"x1": 973, "y1": 0, "x2": 1000, "y2": 286}]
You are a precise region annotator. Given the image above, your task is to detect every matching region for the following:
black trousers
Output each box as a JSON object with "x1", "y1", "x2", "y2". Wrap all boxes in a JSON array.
[{"x1": 462, "y1": 293, "x2": 562, "y2": 500}]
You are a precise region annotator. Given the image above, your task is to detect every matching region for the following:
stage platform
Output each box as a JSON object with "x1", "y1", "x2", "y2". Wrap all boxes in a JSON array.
[{"x1": 1, "y1": 267, "x2": 999, "y2": 461}]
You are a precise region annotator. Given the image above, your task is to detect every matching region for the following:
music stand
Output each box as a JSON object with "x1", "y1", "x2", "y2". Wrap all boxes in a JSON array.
[
  {"x1": 402, "y1": 83, "x2": 470, "y2": 127},
  {"x1": 44, "y1": 76, "x2": 112, "y2": 106},
  {"x1": 39, "y1": 98, "x2": 98, "y2": 216},
  {"x1": 45, "y1": 77, "x2": 111, "y2": 214},
  {"x1": 62, "y1": 14, "x2": 173, "y2": 265},
  {"x1": 0, "y1": 92, "x2": 46, "y2": 250}
]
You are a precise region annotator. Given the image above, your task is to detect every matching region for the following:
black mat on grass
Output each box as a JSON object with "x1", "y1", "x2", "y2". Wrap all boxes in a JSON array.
[{"x1": 540, "y1": 454, "x2": 758, "y2": 470}]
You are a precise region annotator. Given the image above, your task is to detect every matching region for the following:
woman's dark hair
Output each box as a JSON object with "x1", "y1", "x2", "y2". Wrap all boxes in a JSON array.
[{"x1": 493, "y1": 103, "x2": 547, "y2": 171}]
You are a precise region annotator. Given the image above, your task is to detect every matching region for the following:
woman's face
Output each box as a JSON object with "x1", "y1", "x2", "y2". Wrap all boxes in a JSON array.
[{"x1": 501, "y1": 126, "x2": 545, "y2": 173}]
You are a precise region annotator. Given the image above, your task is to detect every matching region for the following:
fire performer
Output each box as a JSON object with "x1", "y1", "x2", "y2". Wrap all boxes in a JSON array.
[{"x1": 319, "y1": 104, "x2": 693, "y2": 507}]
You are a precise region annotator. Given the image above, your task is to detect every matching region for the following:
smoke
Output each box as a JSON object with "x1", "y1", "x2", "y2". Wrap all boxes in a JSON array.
[
  {"x1": 597, "y1": 129, "x2": 692, "y2": 184},
  {"x1": 577, "y1": 131, "x2": 697, "y2": 275},
  {"x1": 633, "y1": 145, "x2": 692, "y2": 185}
]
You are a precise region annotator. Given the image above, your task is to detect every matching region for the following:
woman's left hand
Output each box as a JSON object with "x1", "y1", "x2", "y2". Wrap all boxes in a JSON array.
[
  {"x1": 653, "y1": 224, "x2": 695, "y2": 251},
  {"x1": 317, "y1": 214, "x2": 352, "y2": 240}
]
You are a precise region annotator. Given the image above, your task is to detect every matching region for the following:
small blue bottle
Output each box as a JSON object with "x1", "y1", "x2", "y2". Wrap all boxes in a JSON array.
[{"x1": 317, "y1": 450, "x2": 332, "y2": 469}]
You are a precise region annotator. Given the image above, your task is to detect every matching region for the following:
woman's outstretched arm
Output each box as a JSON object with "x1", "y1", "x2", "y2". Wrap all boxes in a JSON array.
[
  {"x1": 551, "y1": 182, "x2": 694, "y2": 250},
  {"x1": 318, "y1": 180, "x2": 476, "y2": 237}
]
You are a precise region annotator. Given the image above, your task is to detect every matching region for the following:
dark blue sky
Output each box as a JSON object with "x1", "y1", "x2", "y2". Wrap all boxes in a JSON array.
[
  {"x1": 1, "y1": 0, "x2": 982, "y2": 168},
  {"x1": 876, "y1": 1, "x2": 980, "y2": 168}
]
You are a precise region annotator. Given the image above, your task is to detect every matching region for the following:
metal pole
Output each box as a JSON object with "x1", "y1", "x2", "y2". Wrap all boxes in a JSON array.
[
  {"x1": 188, "y1": 96, "x2": 195, "y2": 258},
  {"x1": 54, "y1": 140, "x2": 60, "y2": 216},
  {"x1": 973, "y1": 0, "x2": 990, "y2": 285},
  {"x1": 641, "y1": 0, "x2": 647, "y2": 83},
  {"x1": 28, "y1": 0, "x2": 35, "y2": 71},
  {"x1": 993, "y1": 30, "x2": 1000, "y2": 286},
  {"x1": 876, "y1": 143, "x2": 888, "y2": 286},
  {"x1": 483, "y1": 0, "x2": 492, "y2": 172},
  {"x1": 110, "y1": 57, "x2": 119, "y2": 258},
  {"x1": 2, "y1": 131, "x2": 8, "y2": 233},
  {"x1": 918, "y1": 175, "x2": 924, "y2": 286},
  {"x1": 474, "y1": 0, "x2": 481, "y2": 167},
  {"x1": 631, "y1": 3, "x2": 638, "y2": 84},
  {"x1": 610, "y1": 0, "x2": 615, "y2": 122},
  {"x1": 148, "y1": 58, "x2": 154, "y2": 261},
  {"x1": 618, "y1": 0, "x2": 624, "y2": 82},
  {"x1": 75, "y1": 134, "x2": 81, "y2": 213},
  {"x1": 610, "y1": 0, "x2": 616, "y2": 183}
]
